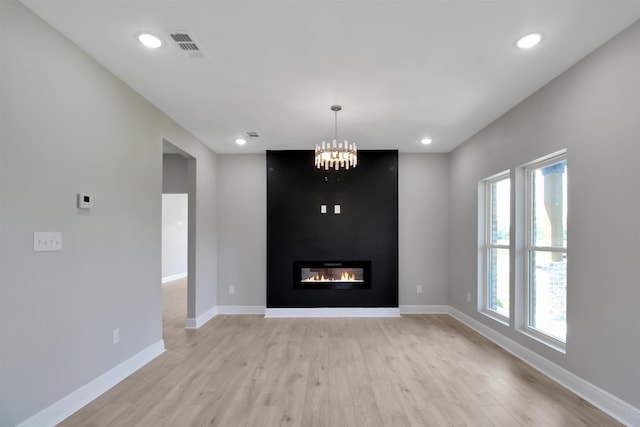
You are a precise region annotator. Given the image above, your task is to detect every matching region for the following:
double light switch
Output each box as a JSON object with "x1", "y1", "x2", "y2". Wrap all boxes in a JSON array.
[{"x1": 320, "y1": 205, "x2": 341, "y2": 214}]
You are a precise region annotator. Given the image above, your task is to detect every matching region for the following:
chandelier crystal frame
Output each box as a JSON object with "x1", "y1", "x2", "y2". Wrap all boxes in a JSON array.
[{"x1": 315, "y1": 105, "x2": 357, "y2": 170}]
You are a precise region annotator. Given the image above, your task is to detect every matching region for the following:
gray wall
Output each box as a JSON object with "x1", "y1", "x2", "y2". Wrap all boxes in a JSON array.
[
  {"x1": 162, "y1": 154, "x2": 188, "y2": 194},
  {"x1": 0, "y1": 1, "x2": 218, "y2": 425},
  {"x1": 399, "y1": 154, "x2": 449, "y2": 306},
  {"x1": 217, "y1": 154, "x2": 266, "y2": 306},
  {"x1": 215, "y1": 153, "x2": 450, "y2": 308},
  {"x1": 448, "y1": 20, "x2": 640, "y2": 408},
  {"x1": 162, "y1": 194, "x2": 188, "y2": 280}
]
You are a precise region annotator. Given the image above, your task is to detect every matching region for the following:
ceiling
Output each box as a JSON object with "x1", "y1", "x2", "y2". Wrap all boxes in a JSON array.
[{"x1": 21, "y1": 0, "x2": 640, "y2": 154}]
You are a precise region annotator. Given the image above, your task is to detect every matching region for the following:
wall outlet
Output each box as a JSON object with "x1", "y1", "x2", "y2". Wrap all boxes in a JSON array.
[
  {"x1": 417, "y1": 285, "x2": 423, "y2": 294},
  {"x1": 113, "y1": 328, "x2": 119, "y2": 344},
  {"x1": 229, "y1": 285, "x2": 235, "y2": 294},
  {"x1": 466, "y1": 292, "x2": 471, "y2": 303}
]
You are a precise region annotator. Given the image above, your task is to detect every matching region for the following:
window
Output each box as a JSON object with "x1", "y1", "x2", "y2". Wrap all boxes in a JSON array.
[
  {"x1": 525, "y1": 154, "x2": 567, "y2": 344},
  {"x1": 478, "y1": 152, "x2": 567, "y2": 350},
  {"x1": 481, "y1": 173, "x2": 510, "y2": 320}
]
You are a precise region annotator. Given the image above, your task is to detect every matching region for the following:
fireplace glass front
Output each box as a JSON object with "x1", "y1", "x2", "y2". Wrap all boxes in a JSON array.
[{"x1": 293, "y1": 261, "x2": 371, "y2": 289}]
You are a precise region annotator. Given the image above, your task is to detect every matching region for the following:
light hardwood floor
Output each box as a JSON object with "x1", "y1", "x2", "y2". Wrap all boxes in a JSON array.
[{"x1": 60, "y1": 279, "x2": 621, "y2": 426}]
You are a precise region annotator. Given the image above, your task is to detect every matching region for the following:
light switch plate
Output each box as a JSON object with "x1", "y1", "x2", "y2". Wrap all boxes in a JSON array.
[
  {"x1": 34, "y1": 232, "x2": 62, "y2": 252},
  {"x1": 334, "y1": 205, "x2": 341, "y2": 214},
  {"x1": 321, "y1": 205, "x2": 327, "y2": 214}
]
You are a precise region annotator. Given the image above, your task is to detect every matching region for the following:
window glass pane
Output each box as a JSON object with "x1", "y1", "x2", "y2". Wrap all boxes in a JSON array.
[
  {"x1": 488, "y1": 247, "x2": 509, "y2": 317},
  {"x1": 490, "y1": 178, "x2": 510, "y2": 244},
  {"x1": 529, "y1": 250, "x2": 567, "y2": 341},
  {"x1": 532, "y1": 160, "x2": 567, "y2": 248}
]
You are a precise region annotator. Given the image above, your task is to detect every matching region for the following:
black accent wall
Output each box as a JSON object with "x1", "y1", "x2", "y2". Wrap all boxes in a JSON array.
[{"x1": 266, "y1": 150, "x2": 398, "y2": 308}]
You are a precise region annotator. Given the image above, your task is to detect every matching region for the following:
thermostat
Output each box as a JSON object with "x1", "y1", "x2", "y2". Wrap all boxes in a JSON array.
[{"x1": 77, "y1": 193, "x2": 92, "y2": 209}]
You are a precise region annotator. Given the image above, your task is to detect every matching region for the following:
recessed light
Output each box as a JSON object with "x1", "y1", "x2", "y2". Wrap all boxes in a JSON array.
[
  {"x1": 235, "y1": 138, "x2": 247, "y2": 146},
  {"x1": 421, "y1": 138, "x2": 432, "y2": 145},
  {"x1": 137, "y1": 33, "x2": 162, "y2": 49},
  {"x1": 517, "y1": 33, "x2": 542, "y2": 49}
]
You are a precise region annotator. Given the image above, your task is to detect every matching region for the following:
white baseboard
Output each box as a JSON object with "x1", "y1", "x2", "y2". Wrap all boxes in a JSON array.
[
  {"x1": 184, "y1": 306, "x2": 266, "y2": 327},
  {"x1": 16, "y1": 340, "x2": 165, "y2": 427},
  {"x1": 161, "y1": 272, "x2": 187, "y2": 284},
  {"x1": 265, "y1": 307, "x2": 401, "y2": 318},
  {"x1": 447, "y1": 307, "x2": 640, "y2": 426},
  {"x1": 217, "y1": 305, "x2": 266, "y2": 315},
  {"x1": 185, "y1": 306, "x2": 218, "y2": 329},
  {"x1": 399, "y1": 305, "x2": 449, "y2": 314}
]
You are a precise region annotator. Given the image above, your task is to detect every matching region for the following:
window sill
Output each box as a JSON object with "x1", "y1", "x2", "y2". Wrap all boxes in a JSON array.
[
  {"x1": 480, "y1": 310, "x2": 510, "y2": 327},
  {"x1": 518, "y1": 328, "x2": 566, "y2": 354}
]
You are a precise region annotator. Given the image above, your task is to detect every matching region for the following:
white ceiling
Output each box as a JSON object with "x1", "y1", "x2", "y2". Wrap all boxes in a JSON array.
[{"x1": 21, "y1": 0, "x2": 640, "y2": 154}]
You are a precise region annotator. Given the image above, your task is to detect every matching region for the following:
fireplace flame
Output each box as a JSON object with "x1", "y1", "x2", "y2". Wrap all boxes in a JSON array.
[
  {"x1": 341, "y1": 271, "x2": 355, "y2": 281},
  {"x1": 301, "y1": 271, "x2": 361, "y2": 282}
]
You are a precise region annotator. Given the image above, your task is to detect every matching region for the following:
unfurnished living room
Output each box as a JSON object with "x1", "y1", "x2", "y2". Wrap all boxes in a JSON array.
[{"x1": 1, "y1": 1, "x2": 640, "y2": 426}]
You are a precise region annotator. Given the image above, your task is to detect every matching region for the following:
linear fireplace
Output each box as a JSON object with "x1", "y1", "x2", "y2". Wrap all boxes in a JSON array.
[{"x1": 293, "y1": 261, "x2": 371, "y2": 290}]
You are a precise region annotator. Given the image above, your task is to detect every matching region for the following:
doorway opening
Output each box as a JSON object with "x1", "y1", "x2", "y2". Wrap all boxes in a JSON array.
[
  {"x1": 162, "y1": 193, "x2": 188, "y2": 327},
  {"x1": 162, "y1": 140, "x2": 196, "y2": 332}
]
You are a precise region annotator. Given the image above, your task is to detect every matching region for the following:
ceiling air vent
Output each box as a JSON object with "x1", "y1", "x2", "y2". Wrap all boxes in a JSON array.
[
  {"x1": 168, "y1": 32, "x2": 205, "y2": 58},
  {"x1": 246, "y1": 131, "x2": 260, "y2": 138}
]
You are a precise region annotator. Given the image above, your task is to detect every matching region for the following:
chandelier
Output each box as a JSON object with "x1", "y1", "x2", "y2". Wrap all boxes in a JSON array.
[{"x1": 315, "y1": 105, "x2": 357, "y2": 170}]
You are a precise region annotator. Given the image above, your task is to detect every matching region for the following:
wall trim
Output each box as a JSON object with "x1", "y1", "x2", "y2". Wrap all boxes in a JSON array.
[
  {"x1": 265, "y1": 307, "x2": 401, "y2": 318},
  {"x1": 185, "y1": 306, "x2": 218, "y2": 329},
  {"x1": 399, "y1": 305, "x2": 449, "y2": 314},
  {"x1": 161, "y1": 272, "x2": 187, "y2": 284},
  {"x1": 217, "y1": 305, "x2": 266, "y2": 315},
  {"x1": 447, "y1": 307, "x2": 640, "y2": 426},
  {"x1": 16, "y1": 340, "x2": 165, "y2": 427}
]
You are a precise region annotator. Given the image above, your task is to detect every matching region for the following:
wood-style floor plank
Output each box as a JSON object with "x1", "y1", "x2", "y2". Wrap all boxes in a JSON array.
[{"x1": 58, "y1": 279, "x2": 622, "y2": 427}]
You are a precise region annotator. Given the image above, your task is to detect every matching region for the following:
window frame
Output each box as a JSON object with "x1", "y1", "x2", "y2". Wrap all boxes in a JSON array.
[
  {"x1": 479, "y1": 171, "x2": 511, "y2": 324},
  {"x1": 522, "y1": 152, "x2": 567, "y2": 350}
]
